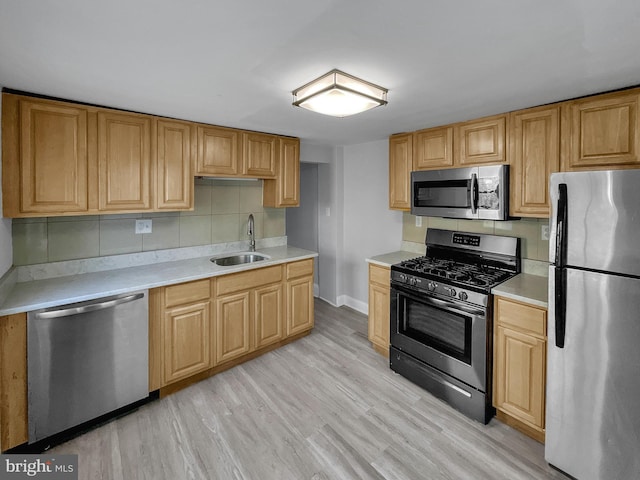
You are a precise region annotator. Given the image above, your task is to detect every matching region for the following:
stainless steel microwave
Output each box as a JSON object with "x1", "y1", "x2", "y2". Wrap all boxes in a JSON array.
[{"x1": 411, "y1": 165, "x2": 508, "y2": 220}]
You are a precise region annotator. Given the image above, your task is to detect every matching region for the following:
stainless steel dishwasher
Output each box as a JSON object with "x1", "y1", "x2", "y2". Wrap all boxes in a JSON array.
[{"x1": 28, "y1": 290, "x2": 149, "y2": 443}]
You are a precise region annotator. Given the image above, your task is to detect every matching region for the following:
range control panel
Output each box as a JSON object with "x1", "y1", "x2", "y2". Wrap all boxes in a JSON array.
[{"x1": 452, "y1": 233, "x2": 481, "y2": 247}]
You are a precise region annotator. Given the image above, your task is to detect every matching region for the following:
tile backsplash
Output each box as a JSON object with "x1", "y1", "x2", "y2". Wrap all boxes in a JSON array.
[
  {"x1": 12, "y1": 179, "x2": 286, "y2": 266},
  {"x1": 402, "y1": 213, "x2": 550, "y2": 262}
]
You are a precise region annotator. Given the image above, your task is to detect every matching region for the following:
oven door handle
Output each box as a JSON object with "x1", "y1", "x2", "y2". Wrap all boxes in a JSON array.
[
  {"x1": 392, "y1": 284, "x2": 485, "y2": 317},
  {"x1": 424, "y1": 295, "x2": 485, "y2": 317}
]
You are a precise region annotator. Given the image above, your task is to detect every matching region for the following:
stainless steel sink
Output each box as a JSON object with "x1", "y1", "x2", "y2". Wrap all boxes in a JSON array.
[{"x1": 211, "y1": 253, "x2": 268, "y2": 266}]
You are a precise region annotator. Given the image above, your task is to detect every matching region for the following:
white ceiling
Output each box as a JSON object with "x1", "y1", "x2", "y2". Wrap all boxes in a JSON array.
[{"x1": 1, "y1": 0, "x2": 640, "y2": 147}]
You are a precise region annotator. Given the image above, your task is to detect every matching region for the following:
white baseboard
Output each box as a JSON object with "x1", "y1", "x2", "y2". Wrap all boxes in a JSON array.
[
  {"x1": 337, "y1": 295, "x2": 368, "y2": 315},
  {"x1": 318, "y1": 296, "x2": 339, "y2": 307}
]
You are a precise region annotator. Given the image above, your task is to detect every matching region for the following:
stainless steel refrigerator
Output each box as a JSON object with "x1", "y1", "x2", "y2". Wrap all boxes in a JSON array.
[{"x1": 546, "y1": 169, "x2": 640, "y2": 480}]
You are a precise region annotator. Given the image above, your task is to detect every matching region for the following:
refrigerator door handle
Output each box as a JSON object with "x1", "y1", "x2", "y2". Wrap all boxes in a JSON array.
[
  {"x1": 555, "y1": 183, "x2": 568, "y2": 267},
  {"x1": 554, "y1": 267, "x2": 567, "y2": 348}
]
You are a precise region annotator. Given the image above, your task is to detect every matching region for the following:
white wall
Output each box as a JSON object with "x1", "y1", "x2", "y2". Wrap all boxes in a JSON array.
[
  {"x1": 298, "y1": 142, "x2": 343, "y2": 306},
  {"x1": 286, "y1": 162, "x2": 319, "y2": 291},
  {"x1": 340, "y1": 140, "x2": 403, "y2": 313},
  {"x1": 0, "y1": 91, "x2": 13, "y2": 277},
  {"x1": 296, "y1": 139, "x2": 403, "y2": 312}
]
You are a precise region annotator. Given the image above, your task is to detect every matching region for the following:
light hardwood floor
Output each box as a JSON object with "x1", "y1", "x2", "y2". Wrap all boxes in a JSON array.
[{"x1": 51, "y1": 300, "x2": 567, "y2": 480}]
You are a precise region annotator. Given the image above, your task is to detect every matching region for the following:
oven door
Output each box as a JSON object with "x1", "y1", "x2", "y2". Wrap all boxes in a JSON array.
[{"x1": 390, "y1": 282, "x2": 488, "y2": 391}]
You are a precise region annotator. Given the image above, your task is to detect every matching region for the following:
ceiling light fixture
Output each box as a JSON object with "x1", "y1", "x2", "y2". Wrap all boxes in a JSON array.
[{"x1": 292, "y1": 69, "x2": 388, "y2": 118}]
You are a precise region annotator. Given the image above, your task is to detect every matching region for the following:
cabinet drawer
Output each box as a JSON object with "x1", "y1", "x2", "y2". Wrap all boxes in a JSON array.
[
  {"x1": 495, "y1": 297, "x2": 546, "y2": 337},
  {"x1": 286, "y1": 259, "x2": 313, "y2": 280},
  {"x1": 369, "y1": 264, "x2": 390, "y2": 287},
  {"x1": 217, "y1": 265, "x2": 282, "y2": 295},
  {"x1": 165, "y1": 279, "x2": 211, "y2": 308}
]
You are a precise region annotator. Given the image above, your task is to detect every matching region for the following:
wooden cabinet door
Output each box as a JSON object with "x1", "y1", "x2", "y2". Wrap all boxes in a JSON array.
[
  {"x1": 18, "y1": 99, "x2": 89, "y2": 214},
  {"x1": 509, "y1": 106, "x2": 560, "y2": 217},
  {"x1": 413, "y1": 127, "x2": 454, "y2": 170},
  {"x1": 98, "y1": 111, "x2": 152, "y2": 211},
  {"x1": 368, "y1": 283, "x2": 390, "y2": 352},
  {"x1": 196, "y1": 125, "x2": 241, "y2": 176},
  {"x1": 157, "y1": 119, "x2": 193, "y2": 210},
  {"x1": 455, "y1": 114, "x2": 507, "y2": 165},
  {"x1": 163, "y1": 301, "x2": 211, "y2": 384},
  {"x1": 562, "y1": 91, "x2": 640, "y2": 170},
  {"x1": 368, "y1": 264, "x2": 390, "y2": 356},
  {"x1": 263, "y1": 137, "x2": 300, "y2": 207},
  {"x1": 286, "y1": 276, "x2": 314, "y2": 336},
  {"x1": 254, "y1": 283, "x2": 284, "y2": 349},
  {"x1": 389, "y1": 133, "x2": 412, "y2": 210},
  {"x1": 243, "y1": 132, "x2": 276, "y2": 177},
  {"x1": 494, "y1": 325, "x2": 546, "y2": 430},
  {"x1": 0, "y1": 313, "x2": 28, "y2": 451},
  {"x1": 215, "y1": 292, "x2": 251, "y2": 364}
]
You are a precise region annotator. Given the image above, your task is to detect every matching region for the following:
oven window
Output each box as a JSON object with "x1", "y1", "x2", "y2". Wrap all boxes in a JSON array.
[
  {"x1": 414, "y1": 180, "x2": 471, "y2": 209},
  {"x1": 401, "y1": 295, "x2": 472, "y2": 364}
]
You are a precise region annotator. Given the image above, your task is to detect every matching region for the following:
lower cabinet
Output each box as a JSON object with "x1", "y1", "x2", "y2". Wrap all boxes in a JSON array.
[
  {"x1": 254, "y1": 283, "x2": 285, "y2": 349},
  {"x1": 150, "y1": 279, "x2": 213, "y2": 388},
  {"x1": 215, "y1": 264, "x2": 283, "y2": 365},
  {"x1": 286, "y1": 259, "x2": 314, "y2": 336},
  {"x1": 150, "y1": 259, "x2": 313, "y2": 391},
  {"x1": 0, "y1": 313, "x2": 28, "y2": 451},
  {"x1": 163, "y1": 280, "x2": 212, "y2": 384},
  {"x1": 368, "y1": 263, "x2": 391, "y2": 357},
  {"x1": 215, "y1": 291, "x2": 251, "y2": 364},
  {"x1": 493, "y1": 296, "x2": 547, "y2": 443}
]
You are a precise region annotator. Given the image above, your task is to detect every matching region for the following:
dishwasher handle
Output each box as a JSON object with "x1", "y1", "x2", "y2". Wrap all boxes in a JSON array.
[{"x1": 35, "y1": 293, "x2": 145, "y2": 319}]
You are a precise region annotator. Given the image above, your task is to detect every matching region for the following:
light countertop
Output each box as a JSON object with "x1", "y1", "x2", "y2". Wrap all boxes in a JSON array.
[
  {"x1": 0, "y1": 246, "x2": 317, "y2": 316},
  {"x1": 492, "y1": 273, "x2": 548, "y2": 309},
  {"x1": 366, "y1": 251, "x2": 419, "y2": 268}
]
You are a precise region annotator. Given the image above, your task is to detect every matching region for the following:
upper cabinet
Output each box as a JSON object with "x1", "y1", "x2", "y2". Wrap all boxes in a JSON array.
[
  {"x1": 156, "y1": 119, "x2": 194, "y2": 210},
  {"x1": 263, "y1": 137, "x2": 300, "y2": 207},
  {"x1": 509, "y1": 106, "x2": 560, "y2": 217},
  {"x1": 97, "y1": 110, "x2": 153, "y2": 212},
  {"x1": 413, "y1": 126, "x2": 453, "y2": 170},
  {"x1": 195, "y1": 125, "x2": 241, "y2": 176},
  {"x1": 2, "y1": 95, "x2": 89, "y2": 216},
  {"x1": 561, "y1": 90, "x2": 640, "y2": 171},
  {"x1": 2, "y1": 93, "x2": 195, "y2": 217},
  {"x1": 389, "y1": 87, "x2": 640, "y2": 216},
  {"x1": 195, "y1": 128, "x2": 278, "y2": 179},
  {"x1": 242, "y1": 132, "x2": 276, "y2": 177},
  {"x1": 2, "y1": 92, "x2": 300, "y2": 217},
  {"x1": 455, "y1": 114, "x2": 507, "y2": 166},
  {"x1": 389, "y1": 133, "x2": 413, "y2": 211}
]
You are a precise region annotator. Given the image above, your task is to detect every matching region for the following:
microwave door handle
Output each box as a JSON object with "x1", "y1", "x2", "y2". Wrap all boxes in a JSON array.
[{"x1": 470, "y1": 173, "x2": 478, "y2": 214}]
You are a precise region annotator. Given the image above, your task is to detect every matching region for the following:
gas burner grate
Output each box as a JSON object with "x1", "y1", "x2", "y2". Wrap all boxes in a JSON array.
[{"x1": 395, "y1": 256, "x2": 514, "y2": 289}]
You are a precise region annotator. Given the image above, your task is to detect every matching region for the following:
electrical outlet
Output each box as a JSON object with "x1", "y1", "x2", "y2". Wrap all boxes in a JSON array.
[
  {"x1": 415, "y1": 216, "x2": 422, "y2": 227},
  {"x1": 135, "y1": 219, "x2": 152, "y2": 234},
  {"x1": 541, "y1": 224, "x2": 550, "y2": 241}
]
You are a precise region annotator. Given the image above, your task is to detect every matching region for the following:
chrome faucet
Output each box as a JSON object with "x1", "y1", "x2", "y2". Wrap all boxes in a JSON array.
[{"x1": 247, "y1": 214, "x2": 255, "y2": 252}]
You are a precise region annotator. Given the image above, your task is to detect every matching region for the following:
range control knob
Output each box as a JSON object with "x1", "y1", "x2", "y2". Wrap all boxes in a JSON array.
[
  {"x1": 449, "y1": 288, "x2": 457, "y2": 297},
  {"x1": 399, "y1": 274, "x2": 407, "y2": 283},
  {"x1": 409, "y1": 277, "x2": 417, "y2": 286},
  {"x1": 427, "y1": 281, "x2": 437, "y2": 291},
  {"x1": 459, "y1": 291, "x2": 468, "y2": 301}
]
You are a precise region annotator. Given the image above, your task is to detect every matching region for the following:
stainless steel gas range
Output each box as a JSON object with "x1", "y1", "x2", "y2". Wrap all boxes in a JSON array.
[{"x1": 390, "y1": 228, "x2": 520, "y2": 424}]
